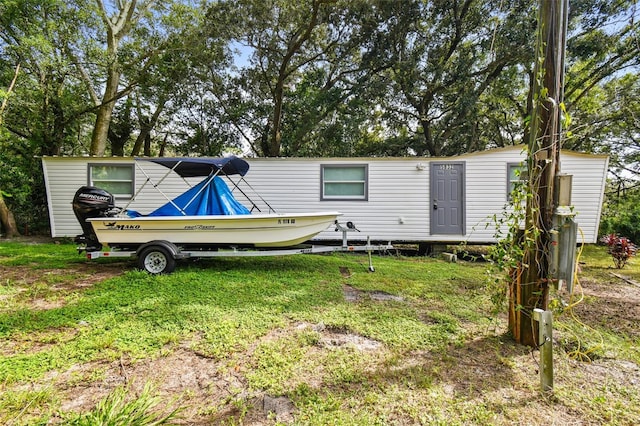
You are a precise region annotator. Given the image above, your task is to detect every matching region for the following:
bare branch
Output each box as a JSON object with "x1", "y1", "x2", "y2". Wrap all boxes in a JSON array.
[{"x1": 0, "y1": 62, "x2": 21, "y2": 127}]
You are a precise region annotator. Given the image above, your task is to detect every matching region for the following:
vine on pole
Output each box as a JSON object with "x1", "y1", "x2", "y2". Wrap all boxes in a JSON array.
[{"x1": 514, "y1": 0, "x2": 569, "y2": 347}]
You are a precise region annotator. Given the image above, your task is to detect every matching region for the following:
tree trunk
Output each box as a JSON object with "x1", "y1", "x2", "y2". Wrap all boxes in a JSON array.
[
  {"x1": 144, "y1": 132, "x2": 151, "y2": 156},
  {"x1": 263, "y1": 0, "x2": 324, "y2": 157},
  {"x1": 268, "y1": 81, "x2": 285, "y2": 157},
  {"x1": 90, "y1": 64, "x2": 120, "y2": 156},
  {"x1": 0, "y1": 192, "x2": 20, "y2": 238},
  {"x1": 0, "y1": 65, "x2": 21, "y2": 238},
  {"x1": 131, "y1": 98, "x2": 165, "y2": 156},
  {"x1": 90, "y1": 0, "x2": 140, "y2": 156},
  {"x1": 158, "y1": 132, "x2": 168, "y2": 157},
  {"x1": 420, "y1": 117, "x2": 437, "y2": 157}
]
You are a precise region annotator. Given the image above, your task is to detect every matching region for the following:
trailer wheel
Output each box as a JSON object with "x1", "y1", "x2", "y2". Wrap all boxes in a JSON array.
[{"x1": 138, "y1": 246, "x2": 176, "y2": 274}]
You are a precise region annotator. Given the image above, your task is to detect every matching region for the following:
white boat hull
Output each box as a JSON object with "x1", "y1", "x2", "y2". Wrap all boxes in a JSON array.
[{"x1": 88, "y1": 212, "x2": 341, "y2": 248}]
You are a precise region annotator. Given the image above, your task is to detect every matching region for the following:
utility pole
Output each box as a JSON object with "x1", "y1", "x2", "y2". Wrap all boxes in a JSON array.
[{"x1": 510, "y1": 0, "x2": 569, "y2": 347}]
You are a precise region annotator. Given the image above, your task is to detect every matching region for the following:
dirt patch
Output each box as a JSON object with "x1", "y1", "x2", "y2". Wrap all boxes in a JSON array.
[
  {"x1": 2, "y1": 235, "x2": 59, "y2": 244},
  {"x1": 574, "y1": 358, "x2": 640, "y2": 387},
  {"x1": 1, "y1": 263, "x2": 124, "y2": 287},
  {"x1": 1, "y1": 263, "x2": 125, "y2": 305},
  {"x1": 37, "y1": 323, "x2": 383, "y2": 424},
  {"x1": 315, "y1": 324, "x2": 383, "y2": 351},
  {"x1": 49, "y1": 349, "x2": 247, "y2": 422},
  {"x1": 342, "y1": 284, "x2": 404, "y2": 303},
  {"x1": 572, "y1": 276, "x2": 640, "y2": 338}
]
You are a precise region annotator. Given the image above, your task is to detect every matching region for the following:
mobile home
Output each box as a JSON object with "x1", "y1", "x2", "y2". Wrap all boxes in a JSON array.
[{"x1": 42, "y1": 145, "x2": 608, "y2": 245}]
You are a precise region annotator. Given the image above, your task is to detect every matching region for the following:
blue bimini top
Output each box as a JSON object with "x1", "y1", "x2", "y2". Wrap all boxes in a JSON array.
[
  {"x1": 134, "y1": 156, "x2": 251, "y2": 216},
  {"x1": 137, "y1": 155, "x2": 250, "y2": 177}
]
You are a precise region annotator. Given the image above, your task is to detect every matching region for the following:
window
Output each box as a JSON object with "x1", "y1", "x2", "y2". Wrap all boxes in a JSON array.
[
  {"x1": 88, "y1": 163, "x2": 134, "y2": 198},
  {"x1": 321, "y1": 164, "x2": 368, "y2": 201},
  {"x1": 507, "y1": 163, "x2": 527, "y2": 200}
]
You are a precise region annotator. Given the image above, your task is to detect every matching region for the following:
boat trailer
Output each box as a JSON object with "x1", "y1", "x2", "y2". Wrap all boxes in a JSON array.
[{"x1": 82, "y1": 221, "x2": 393, "y2": 274}]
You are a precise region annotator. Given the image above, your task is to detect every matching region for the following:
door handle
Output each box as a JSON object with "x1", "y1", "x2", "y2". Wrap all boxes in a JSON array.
[{"x1": 433, "y1": 202, "x2": 438, "y2": 210}]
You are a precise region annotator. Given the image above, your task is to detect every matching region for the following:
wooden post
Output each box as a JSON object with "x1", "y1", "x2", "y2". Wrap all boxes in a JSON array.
[
  {"x1": 510, "y1": 0, "x2": 569, "y2": 346},
  {"x1": 533, "y1": 308, "x2": 554, "y2": 392},
  {"x1": 509, "y1": 263, "x2": 522, "y2": 342}
]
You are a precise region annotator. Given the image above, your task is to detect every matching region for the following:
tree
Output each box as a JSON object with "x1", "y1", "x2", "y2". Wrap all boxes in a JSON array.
[
  {"x1": 585, "y1": 74, "x2": 640, "y2": 242},
  {"x1": 82, "y1": 0, "x2": 158, "y2": 156},
  {"x1": 204, "y1": 0, "x2": 338, "y2": 157},
  {"x1": 564, "y1": 0, "x2": 640, "y2": 113},
  {"x1": 568, "y1": 74, "x2": 640, "y2": 177},
  {"x1": 56, "y1": 0, "x2": 227, "y2": 157},
  {"x1": 131, "y1": 2, "x2": 231, "y2": 157},
  {"x1": 0, "y1": 0, "x2": 94, "y2": 156},
  {"x1": 561, "y1": 0, "x2": 639, "y2": 153},
  {"x1": 601, "y1": 184, "x2": 640, "y2": 243},
  {"x1": 1, "y1": 0, "x2": 639, "y2": 236},
  {"x1": 206, "y1": 0, "x2": 388, "y2": 157},
  {"x1": 108, "y1": 97, "x2": 134, "y2": 156},
  {"x1": 556, "y1": 1, "x2": 640, "y2": 246},
  {"x1": 0, "y1": 0, "x2": 97, "y2": 235},
  {"x1": 375, "y1": 0, "x2": 536, "y2": 157}
]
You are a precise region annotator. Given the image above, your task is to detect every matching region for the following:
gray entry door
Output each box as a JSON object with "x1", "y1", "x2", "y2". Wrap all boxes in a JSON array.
[{"x1": 430, "y1": 162, "x2": 465, "y2": 235}]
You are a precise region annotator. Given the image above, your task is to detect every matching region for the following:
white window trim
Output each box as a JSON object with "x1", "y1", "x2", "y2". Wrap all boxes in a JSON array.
[
  {"x1": 320, "y1": 164, "x2": 369, "y2": 201},
  {"x1": 507, "y1": 162, "x2": 527, "y2": 201},
  {"x1": 88, "y1": 163, "x2": 135, "y2": 199}
]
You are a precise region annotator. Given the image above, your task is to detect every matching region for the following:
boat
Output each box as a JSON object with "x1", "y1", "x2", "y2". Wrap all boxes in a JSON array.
[
  {"x1": 72, "y1": 156, "x2": 341, "y2": 251},
  {"x1": 85, "y1": 211, "x2": 342, "y2": 248}
]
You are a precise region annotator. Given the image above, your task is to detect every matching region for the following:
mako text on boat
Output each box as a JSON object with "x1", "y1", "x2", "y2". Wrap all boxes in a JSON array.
[{"x1": 72, "y1": 156, "x2": 390, "y2": 273}]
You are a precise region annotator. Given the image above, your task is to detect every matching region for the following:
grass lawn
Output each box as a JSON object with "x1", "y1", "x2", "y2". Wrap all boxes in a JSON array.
[{"x1": 0, "y1": 240, "x2": 638, "y2": 425}]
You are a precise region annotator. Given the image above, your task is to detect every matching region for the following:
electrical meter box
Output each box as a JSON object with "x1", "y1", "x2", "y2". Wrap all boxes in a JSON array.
[{"x1": 550, "y1": 206, "x2": 578, "y2": 293}]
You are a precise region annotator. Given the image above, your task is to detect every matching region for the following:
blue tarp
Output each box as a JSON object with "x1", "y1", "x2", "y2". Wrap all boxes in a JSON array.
[{"x1": 147, "y1": 175, "x2": 250, "y2": 216}]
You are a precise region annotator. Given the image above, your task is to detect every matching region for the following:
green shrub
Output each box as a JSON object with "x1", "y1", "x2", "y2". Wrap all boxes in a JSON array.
[{"x1": 600, "y1": 187, "x2": 640, "y2": 243}]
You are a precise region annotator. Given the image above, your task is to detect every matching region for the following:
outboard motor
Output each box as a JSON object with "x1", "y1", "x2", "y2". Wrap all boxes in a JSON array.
[{"x1": 72, "y1": 186, "x2": 118, "y2": 252}]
